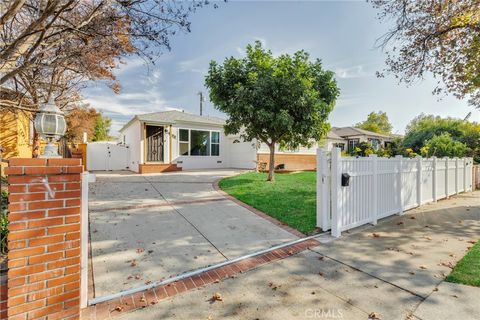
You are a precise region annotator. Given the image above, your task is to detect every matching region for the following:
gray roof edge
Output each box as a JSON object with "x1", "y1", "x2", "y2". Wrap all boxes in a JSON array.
[{"x1": 119, "y1": 115, "x2": 139, "y2": 133}]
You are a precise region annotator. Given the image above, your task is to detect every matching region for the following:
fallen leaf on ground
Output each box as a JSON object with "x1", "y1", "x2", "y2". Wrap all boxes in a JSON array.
[
  {"x1": 372, "y1": 233, "x2": 381, "y2": 238},
  {"x1": 409, "y1": 271, "x2": 416, "y2": 275},
  {"x1": 396, "y1": 221, "x2": 404, "y2": 225},
  {"x1": 409, "y1": 216, "x2": 416, "y2": 220},
  {"x1": 318, "y1": 272, "x2": 325, "y2": 277},
  {"x1": 433, "y1": 288, "x2": 438, "y2": 291},
  {"x1": 136, "y1": 248, "x2": 145, "y2": 254},
  {"x1": 135, "y1": 275, "x2": 141, "y2": 280},
  {"x1": 419, "y1": 265, "x2": 428, "y2": 270},
  {"x1": 268, "y1": 282, "x2": 279, "y2": 290},
  {"x1": 368, "y1": 311, "x2": 382, "y2": 319},
  {"x1": 468, "y1": 240, "x2": 477, "y2": 244},
  {"x1": 140, "y1": 296, "x2": 146, "y2": 302},
  {"x1": 145, "y1": 280, "x2": 152, "y2": 285},
  {"x1": 439, "y1": 261, "x2": 455, "y2": 269},
  {"x1": 130, "y1": 260, "x2": 138, "y2": 267},
  {"x1": 210, "y1": 292, "x2": 223, "y2": 302},
  {"x1": 113, "y1": 306, "x2": 124, "y2": 312},
  {"x1": 452, "y1": 294, "x2": 458, "y2": 298},
  {"x1": 318, "y1": 256, "x2": 324, "y2": 261},
  {"x1": 423, "y1": 236, "x2": 432, "y2": 241}
]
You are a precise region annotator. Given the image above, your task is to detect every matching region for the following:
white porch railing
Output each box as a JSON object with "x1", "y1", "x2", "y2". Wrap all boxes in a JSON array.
[{"x1": 317, "y1": 148, "x2": 474, "y2": 237}]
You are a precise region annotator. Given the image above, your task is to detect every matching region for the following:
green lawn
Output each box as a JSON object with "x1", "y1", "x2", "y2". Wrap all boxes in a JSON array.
[
  {"x1": 219, "y1": 171, "x2": 316, "y2": 234},
  {"x1": 446, "y1": 240, "x2": 480, "y2": 287}
]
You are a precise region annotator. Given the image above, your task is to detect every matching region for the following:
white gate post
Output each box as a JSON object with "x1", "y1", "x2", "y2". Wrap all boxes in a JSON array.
[
  {"x1": 80, "y1": 171, "x2": 89, "y2": 308},
  {"x1": 416, "y1": 156, "x2": 422, "y2": 206},
  {"x1": 432, "y1": 157, "x2": 437, "y2": 202},
  {"x1": 445, "y1": 158, "x2": 449, "y2": 198},
  {"x1": 395, "y1": 155, "x2": 404, "y2": 215},
  {"x1": 370, "y1": 154, "x2": 378, "y2": 225},
  {"x1": 331, "y1": 148, "x2": 342, "y2": 238},
  {"x1": 463, "y1": 158, "x2": 467, "y2": 192},
  {"x1": 455, "y1": 157, "x2": 459, "y2": 194},
  {"x1": 316, "y1": 149, "x2": 329, "y2": 231}
]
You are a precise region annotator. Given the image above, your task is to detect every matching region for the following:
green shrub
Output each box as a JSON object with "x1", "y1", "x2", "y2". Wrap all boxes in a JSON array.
[{"x1": 1, "y1": 189, "x2": 8, "y2": 255}]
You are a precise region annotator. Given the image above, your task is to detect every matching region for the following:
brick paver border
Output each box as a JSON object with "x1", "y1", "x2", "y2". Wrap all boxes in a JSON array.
[{"x1": 81, "y1": 238, "x2": 319, "y2": 319}]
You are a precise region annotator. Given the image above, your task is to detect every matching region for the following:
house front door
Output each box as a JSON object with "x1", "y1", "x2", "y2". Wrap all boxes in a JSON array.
[{"x1": 146, "y1": 125, "x2": 164, "y2": 162}]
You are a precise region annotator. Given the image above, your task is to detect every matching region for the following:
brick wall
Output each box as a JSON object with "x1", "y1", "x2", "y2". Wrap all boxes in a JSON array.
[
  {"x1": 5, "y1": 158, "x2": 83, "y2": 320},
  {"x1": 0, "y1": 269, "x2": 6, "y2": 319},
  {"x1": 257, "y1": 153, "x2": 316, "y2": 171}
]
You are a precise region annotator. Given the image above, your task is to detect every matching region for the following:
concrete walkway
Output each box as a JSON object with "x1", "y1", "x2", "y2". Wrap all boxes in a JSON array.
[
  {"x1": 88, "y1": 170, "x2": 297, "y2": 297},
  {"x1": 118, "y1": 191, "x2": 480, "y2": 320}
]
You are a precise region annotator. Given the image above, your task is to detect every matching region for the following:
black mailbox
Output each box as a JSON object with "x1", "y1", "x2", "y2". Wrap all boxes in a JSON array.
[{"x1": 341, "y1": 173, "x2": 351, "y2": 187}]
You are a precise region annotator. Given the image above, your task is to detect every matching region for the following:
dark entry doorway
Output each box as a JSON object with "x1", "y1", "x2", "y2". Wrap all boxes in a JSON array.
[{"x1": 146, "y1": 125, "x2": 164, "y2": 162}]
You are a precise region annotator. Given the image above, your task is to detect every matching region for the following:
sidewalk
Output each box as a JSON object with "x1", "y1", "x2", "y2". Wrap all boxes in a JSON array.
[{"x1": 117, "y1": 191, "x2": 480, "y2": 320}]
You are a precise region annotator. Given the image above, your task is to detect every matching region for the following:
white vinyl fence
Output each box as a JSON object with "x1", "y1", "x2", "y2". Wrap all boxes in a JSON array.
[{"x1": 317, "y1": 148, "x2": 474, "y2": 237}]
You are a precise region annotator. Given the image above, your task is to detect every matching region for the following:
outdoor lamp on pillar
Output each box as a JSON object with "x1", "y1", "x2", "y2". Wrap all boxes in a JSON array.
[{"x1": 34, "y1": 99, "x2": 66, "y2": 158}]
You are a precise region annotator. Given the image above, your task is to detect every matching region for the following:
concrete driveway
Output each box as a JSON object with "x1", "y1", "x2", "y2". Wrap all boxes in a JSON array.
[
  {"x1": 88, "y1": 170, "x2": 297, "y2": 298},
  {"x1": 118, "y1": 192, "x2": 480, "y2": 320}
]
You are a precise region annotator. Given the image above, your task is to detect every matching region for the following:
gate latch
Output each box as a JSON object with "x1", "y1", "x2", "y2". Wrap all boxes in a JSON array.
[{"x1": 341, "y1": 173, "x2": 351, "y2": 187}]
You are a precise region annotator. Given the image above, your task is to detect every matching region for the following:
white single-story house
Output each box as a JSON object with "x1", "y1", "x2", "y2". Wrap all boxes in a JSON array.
[
  {"x1": 118, "y1": 110, "x2": 395, "y2": 173},
  {"x1": 119, "y1": 110, "x2": 256, "y2": 173}
]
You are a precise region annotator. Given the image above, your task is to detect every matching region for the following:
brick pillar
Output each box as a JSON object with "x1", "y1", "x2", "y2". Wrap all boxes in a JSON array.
[{"x1": 5, "y1": 158, "x2": 83, "y2": 320}]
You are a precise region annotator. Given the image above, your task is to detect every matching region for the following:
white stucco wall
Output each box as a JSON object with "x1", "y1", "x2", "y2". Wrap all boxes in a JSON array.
[
  {"x1": 257, "y1": 141, "x2": 320, "y2": 155},
  {"x1": 121, "y1": 120, "x2": 141, "y2": 172},
  {"x1": 226, "y1": 136, "x2": 257, "y2": 169}
]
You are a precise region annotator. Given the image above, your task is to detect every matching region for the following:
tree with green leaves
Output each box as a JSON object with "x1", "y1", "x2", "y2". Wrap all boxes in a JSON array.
[
  {"x1": 371, "y1": 0, "x2": 480, "y2": 107},
  {"x1": 355, "y1": 111, "x2": 392, "y2": 134},
  {"x1": 205, "y1": 41, "x2": 339, "y2": 181},
  {"x1": 92, "y1": 114, "x2": 112, "y2": 142},
  {"x1": 423, "y1": 133, "x2": 469, "y2": 158},
  {"x1": 403, "y1": 114, "x2": 480, "y2": 161}
]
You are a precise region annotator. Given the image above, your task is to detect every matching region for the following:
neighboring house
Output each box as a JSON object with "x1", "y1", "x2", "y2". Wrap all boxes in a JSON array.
[
  {"x1": 0, "y1": 109, "x2": 33, "y2": 174},
  {"x1": 119, "y1": 110, "x2": 396, "y2": 173},
  {"x1": 329, "y1": 127, "x2": 393, "y2": 152}
]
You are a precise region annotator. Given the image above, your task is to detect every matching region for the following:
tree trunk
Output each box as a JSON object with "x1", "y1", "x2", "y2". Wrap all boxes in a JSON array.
[
  {"x1": 267, "y1": 143, "x2": 275, "y2": 182},
  {"x1": 32, "y1": 131, "x2": 40, "y2": 158}
]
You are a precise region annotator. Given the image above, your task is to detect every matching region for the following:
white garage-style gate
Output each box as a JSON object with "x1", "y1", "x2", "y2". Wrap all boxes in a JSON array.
[
  {"x1": 87, "y1": 142, "x2": 131, "y2": 171},
  {"x1": 317, "y1": 148, "x2": 474, "y2": 237}
]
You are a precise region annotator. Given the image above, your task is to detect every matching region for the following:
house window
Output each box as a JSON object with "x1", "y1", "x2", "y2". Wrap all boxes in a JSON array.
[
  {"x1": 179, "y1": 129, "x2": 220, "y2": 156},
  {"x1": 190, "y1": 130, "x2": 210, "y2": 156},
  {"x1": 333, "y1": 143, "x2": 345, "y2": 151},
  {"x1": 348, "y1": 139, "x2": 359, "y2": 152},
  {"x1": 211, "y1": 131, "x2": 220, "y2": 156},
  {"x1": 179, "y1": 129, "x2": 189, "y2": 156}
]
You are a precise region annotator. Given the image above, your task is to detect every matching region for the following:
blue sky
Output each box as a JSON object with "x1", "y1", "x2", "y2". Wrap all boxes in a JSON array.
[{"x1": 84, "y1": 1, "x2": 480, "y2": 136}]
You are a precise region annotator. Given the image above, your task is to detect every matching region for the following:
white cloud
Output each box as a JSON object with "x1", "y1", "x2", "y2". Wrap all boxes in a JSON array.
[
  {"x1": 177, "y1": 57, "x2": 208, "y2": 74},
  {"x1": 334, "y1": 65, "x2": 372, "y2": 79}
]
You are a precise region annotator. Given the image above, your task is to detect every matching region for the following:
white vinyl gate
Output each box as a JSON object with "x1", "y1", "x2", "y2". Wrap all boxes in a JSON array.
[
  {"x1": 86, "y1": 142, "x2": 130, "y2": 171},
  {"x1": 317, "y1": 148, "x2": 474, "y2": 237}
]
